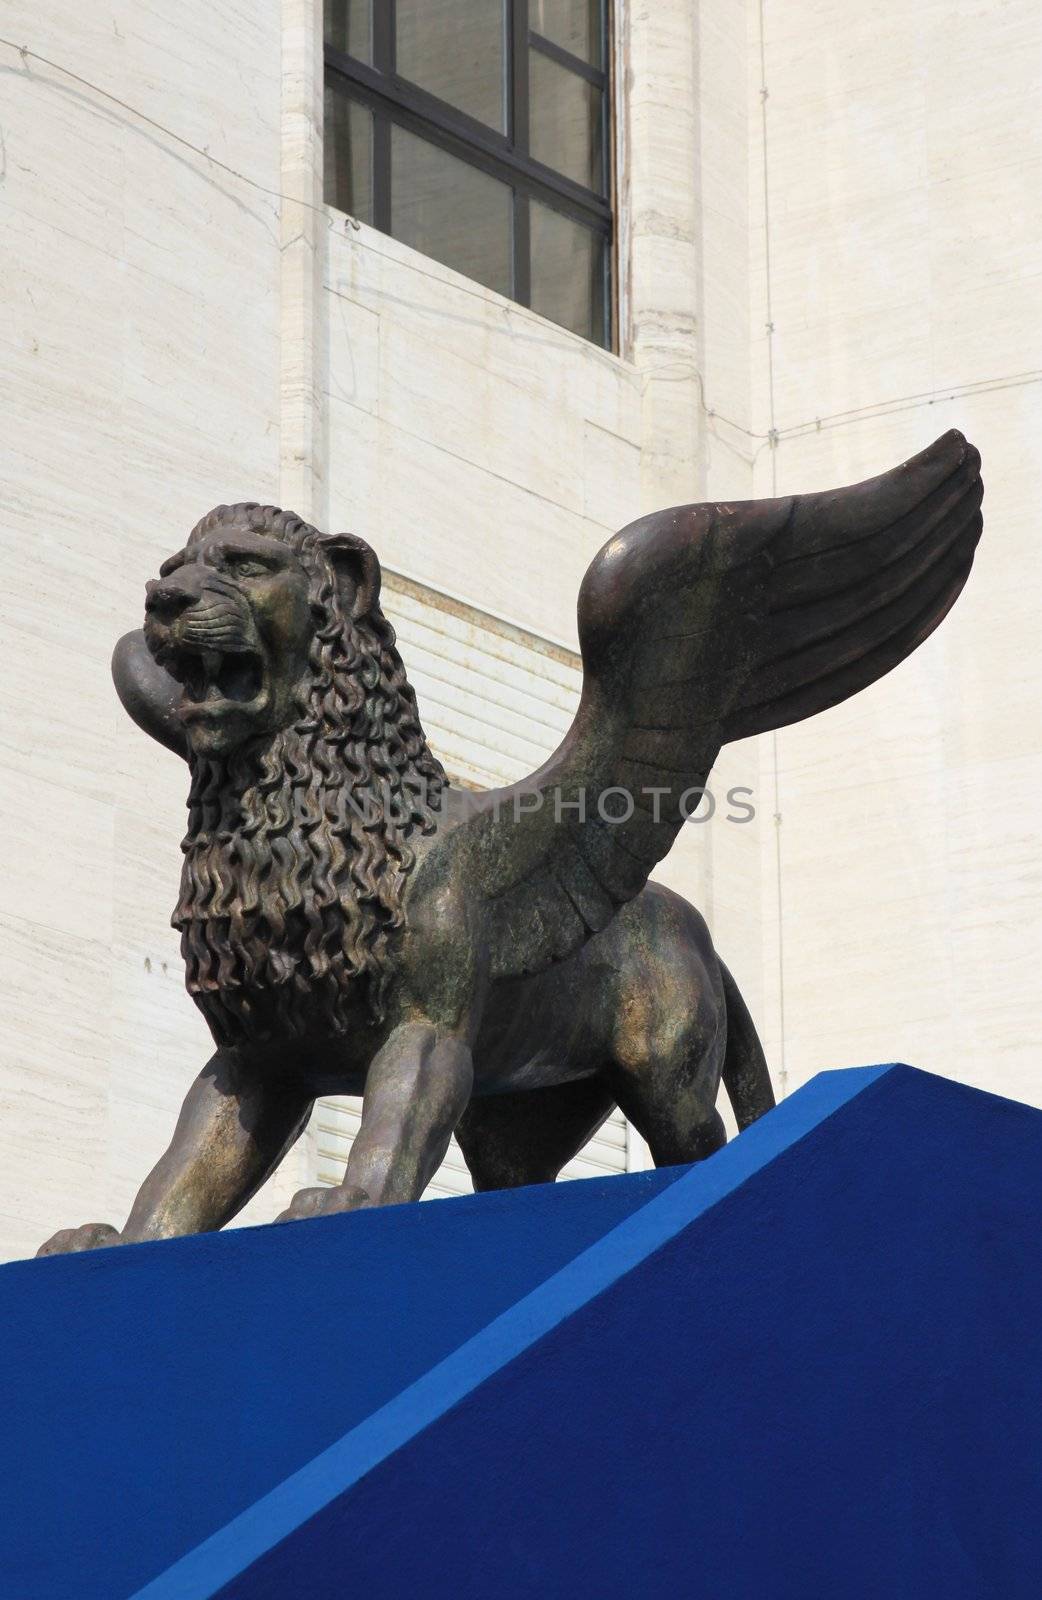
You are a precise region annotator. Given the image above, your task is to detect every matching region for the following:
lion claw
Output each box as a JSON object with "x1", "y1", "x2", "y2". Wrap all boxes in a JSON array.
[
  {"x1": 36, "y1": 1223, "x2": 122, "y2": 1258},
  {"x1": 274, "y1": 1185, "x2": 371, "y2": 1224}
]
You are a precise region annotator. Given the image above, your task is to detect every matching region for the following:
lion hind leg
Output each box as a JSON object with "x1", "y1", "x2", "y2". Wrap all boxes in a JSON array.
[
  {"x1": 456, "y1": 1075, "x2": 616, "y2": 1192},
  {"x1": 614, "y1": 1079, "x2": 727, "y2": 1168},
  {"x1": 606, "y1": 922, "x2": 729, "y2": 1170}
]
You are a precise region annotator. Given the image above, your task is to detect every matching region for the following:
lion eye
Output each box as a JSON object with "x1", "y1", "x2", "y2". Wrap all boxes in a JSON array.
[{"x1": 229, "y1": 558, "x2": 270, "y2": 579}]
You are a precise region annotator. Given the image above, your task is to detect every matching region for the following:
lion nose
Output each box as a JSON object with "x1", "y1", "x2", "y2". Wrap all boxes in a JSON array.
[{"x1": 145, "y1": 577, "x2": 196, "y2": 619}]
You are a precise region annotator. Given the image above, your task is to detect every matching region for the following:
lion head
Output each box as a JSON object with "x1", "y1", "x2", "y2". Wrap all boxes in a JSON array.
[{"x1": 144, "y1": 503, "x2": 446, "y2": 1046}]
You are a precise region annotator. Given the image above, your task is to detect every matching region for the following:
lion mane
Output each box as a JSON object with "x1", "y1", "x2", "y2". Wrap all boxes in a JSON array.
[{"x1": 172, "y1": 503, "x2": 446, "y2": 1047}]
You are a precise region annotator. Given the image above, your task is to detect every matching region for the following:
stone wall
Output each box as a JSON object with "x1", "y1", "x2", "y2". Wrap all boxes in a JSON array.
[
  {"x1": 0, "y1": 1, "x2": 287, "y2": 1259},
  {"x1": 749, "y1": 0, "x2": 1042, "y2": 1104}
]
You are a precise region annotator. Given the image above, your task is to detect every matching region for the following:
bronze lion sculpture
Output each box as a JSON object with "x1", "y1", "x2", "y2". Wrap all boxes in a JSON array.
[{"x1": 38, "y1": 431, "x2": 982, "y2": 1252}]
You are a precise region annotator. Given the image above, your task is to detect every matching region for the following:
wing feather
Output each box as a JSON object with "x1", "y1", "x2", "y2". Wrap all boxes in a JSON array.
[{"x1": 443, "y1": 430, "x2": 982, "y2": 979}]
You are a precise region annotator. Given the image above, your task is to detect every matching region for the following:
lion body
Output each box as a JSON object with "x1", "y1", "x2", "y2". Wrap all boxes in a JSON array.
[
  {"x1": 37, "y1": 499, "x2": 773, "y2": 1258},
  {"x1": 157, "y1": 506, "x2": 766, "y2": 1168},
  {"x1": 39, "y1": 432, "x2": 984, "y2": 1249},
  {"x1": 469, "y1": 883, "x2": 725, "y2": 1094}
]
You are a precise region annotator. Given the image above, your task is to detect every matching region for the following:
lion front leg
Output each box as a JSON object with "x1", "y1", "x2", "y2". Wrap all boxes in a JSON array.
[
  {"x1": 37, "y1": 1052, "x2": 312, "y2": 1255},
  {"x1": 277, "y1": 1022, "x2": 473, "y2": 1222}
]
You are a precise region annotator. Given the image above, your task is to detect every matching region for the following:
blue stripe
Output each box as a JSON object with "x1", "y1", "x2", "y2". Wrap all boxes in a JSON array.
[{"x1": 130, "y1": 1063, "x2": 899, "y2": 1600}]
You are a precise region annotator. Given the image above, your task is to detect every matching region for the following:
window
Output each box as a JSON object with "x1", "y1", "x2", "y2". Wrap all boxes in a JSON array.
[{"x1": 324, "y1": 1, "x2": 613, "y2": 347}]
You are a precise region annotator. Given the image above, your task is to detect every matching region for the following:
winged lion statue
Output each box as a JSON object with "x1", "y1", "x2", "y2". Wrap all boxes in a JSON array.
[{"x1": 38, "y1": 430, "x2": 983, "y2": 1252}]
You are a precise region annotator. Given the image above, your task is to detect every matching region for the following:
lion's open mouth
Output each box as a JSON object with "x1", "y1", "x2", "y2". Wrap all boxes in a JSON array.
[{"x1": 171, "y1": 646, "x2": 265, "y2": 710}]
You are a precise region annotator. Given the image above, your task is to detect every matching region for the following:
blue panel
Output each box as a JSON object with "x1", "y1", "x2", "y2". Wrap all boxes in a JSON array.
[
  {"x1": 0, "y1": 1163, "x2": 683, "y2": 1599},
  {"x1": 11, "y1": 1063, "x2": 1041, "y2": 1600},
  {"x1": 133, "y1": 1064, "x2": 892, "y2": 1600},
  {"x1": 202, "y1": 1069, "x2": 1042, "y2": 1600}
]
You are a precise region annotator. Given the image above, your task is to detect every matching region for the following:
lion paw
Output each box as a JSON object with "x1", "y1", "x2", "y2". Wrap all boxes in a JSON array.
[
  {"x1": 275, "y1": 1185, "x2": 370, "y2": 1224},
  {"x1": 36, "y1": 1223, "x2": 122, "y2": 1258}
]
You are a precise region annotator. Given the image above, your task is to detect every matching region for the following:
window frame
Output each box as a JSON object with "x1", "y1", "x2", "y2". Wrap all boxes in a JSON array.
[{"x1": 324, "y1": 0, "x2": 614, "y2": 346}]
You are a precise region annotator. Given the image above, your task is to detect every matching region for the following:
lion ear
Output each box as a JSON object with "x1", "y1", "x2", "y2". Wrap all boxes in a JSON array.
[{"x1": 319, "y1": 532, "x2": 382, "y2": 620}]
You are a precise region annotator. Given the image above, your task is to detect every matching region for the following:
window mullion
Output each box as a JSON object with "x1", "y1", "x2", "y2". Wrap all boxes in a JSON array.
[
  {"x1": 510, "y1": 1, "x2": 530, "y2": 306},
  {"x1": 513, "y1": 193, "x2": 531, "y2": 307},
  {"x1": 373, "y1": 0, "x2": 394, "y2": 72},
  {"x1": 510, "y1": 0, "x2": 529, "y2": 153},
  {"x1": 371, "y1": 5, "x2": 393, "y2": 233}
]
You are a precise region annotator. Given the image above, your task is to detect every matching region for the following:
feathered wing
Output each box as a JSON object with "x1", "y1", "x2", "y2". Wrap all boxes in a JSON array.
[{"x1": 450, "y1": 429, "x2": 982, "y2": 979}]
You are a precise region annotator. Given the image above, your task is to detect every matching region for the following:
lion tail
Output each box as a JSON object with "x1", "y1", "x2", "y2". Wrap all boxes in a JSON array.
[{"x1": 718, "y1": 959, "x2": 776, "y2": 1132}]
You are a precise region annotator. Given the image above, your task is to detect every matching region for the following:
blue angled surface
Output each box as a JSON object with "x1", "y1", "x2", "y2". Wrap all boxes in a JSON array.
[
  {"x1": 4, "y1": 1064, "x2": 1042, "y2": 1599},
  {"x1": 0, "y1": 1159, "x2": 683, "y2": 1599}
]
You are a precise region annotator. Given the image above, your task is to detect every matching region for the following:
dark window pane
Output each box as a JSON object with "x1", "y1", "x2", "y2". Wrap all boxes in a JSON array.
[
  {"x1": 529, "y1": 49, "x2": 604, "y2": 193},
  {"x1": 324, "y1": 0, "x2": 371, "y2": 61},
  {"x1": 391, "y1": 128, "x2": 512, "y2": 297},
  {"x1": 324, "y1": 85, "x2": 373, "y2": 222},
  {"x1": 530, "y1": 0, "x2": 603, "y2": 66},
  {"x1": 396, "y1": 0, "x2": 507, "y2": 132},
  {"x1": 530, "y1": 200, "x2": 605, "y2": 344}
]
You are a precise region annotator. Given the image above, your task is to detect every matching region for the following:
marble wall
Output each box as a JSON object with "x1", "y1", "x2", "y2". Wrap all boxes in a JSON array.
[
  {"x1": 0, "y1": 1, "x2": 291, "y2": 1259},
  {"x1": 748, "y1": 0, "x2": 1042, "y2": 1104}
]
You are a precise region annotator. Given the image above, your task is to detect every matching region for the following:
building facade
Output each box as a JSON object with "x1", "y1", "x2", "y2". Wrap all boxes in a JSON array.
[{"x1": 0, "y1": 0, "x2": 1038, "y2": 1260}]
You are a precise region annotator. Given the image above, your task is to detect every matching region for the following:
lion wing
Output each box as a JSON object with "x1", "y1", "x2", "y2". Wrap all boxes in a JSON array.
[{"x1": 449, "y1": 429, "x2": 982, "y2": 980}]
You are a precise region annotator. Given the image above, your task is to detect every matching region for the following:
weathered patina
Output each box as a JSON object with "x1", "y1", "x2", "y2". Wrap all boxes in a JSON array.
[{"x1": 38, "y1": 430, "x2": 983, "y2": 1252}]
